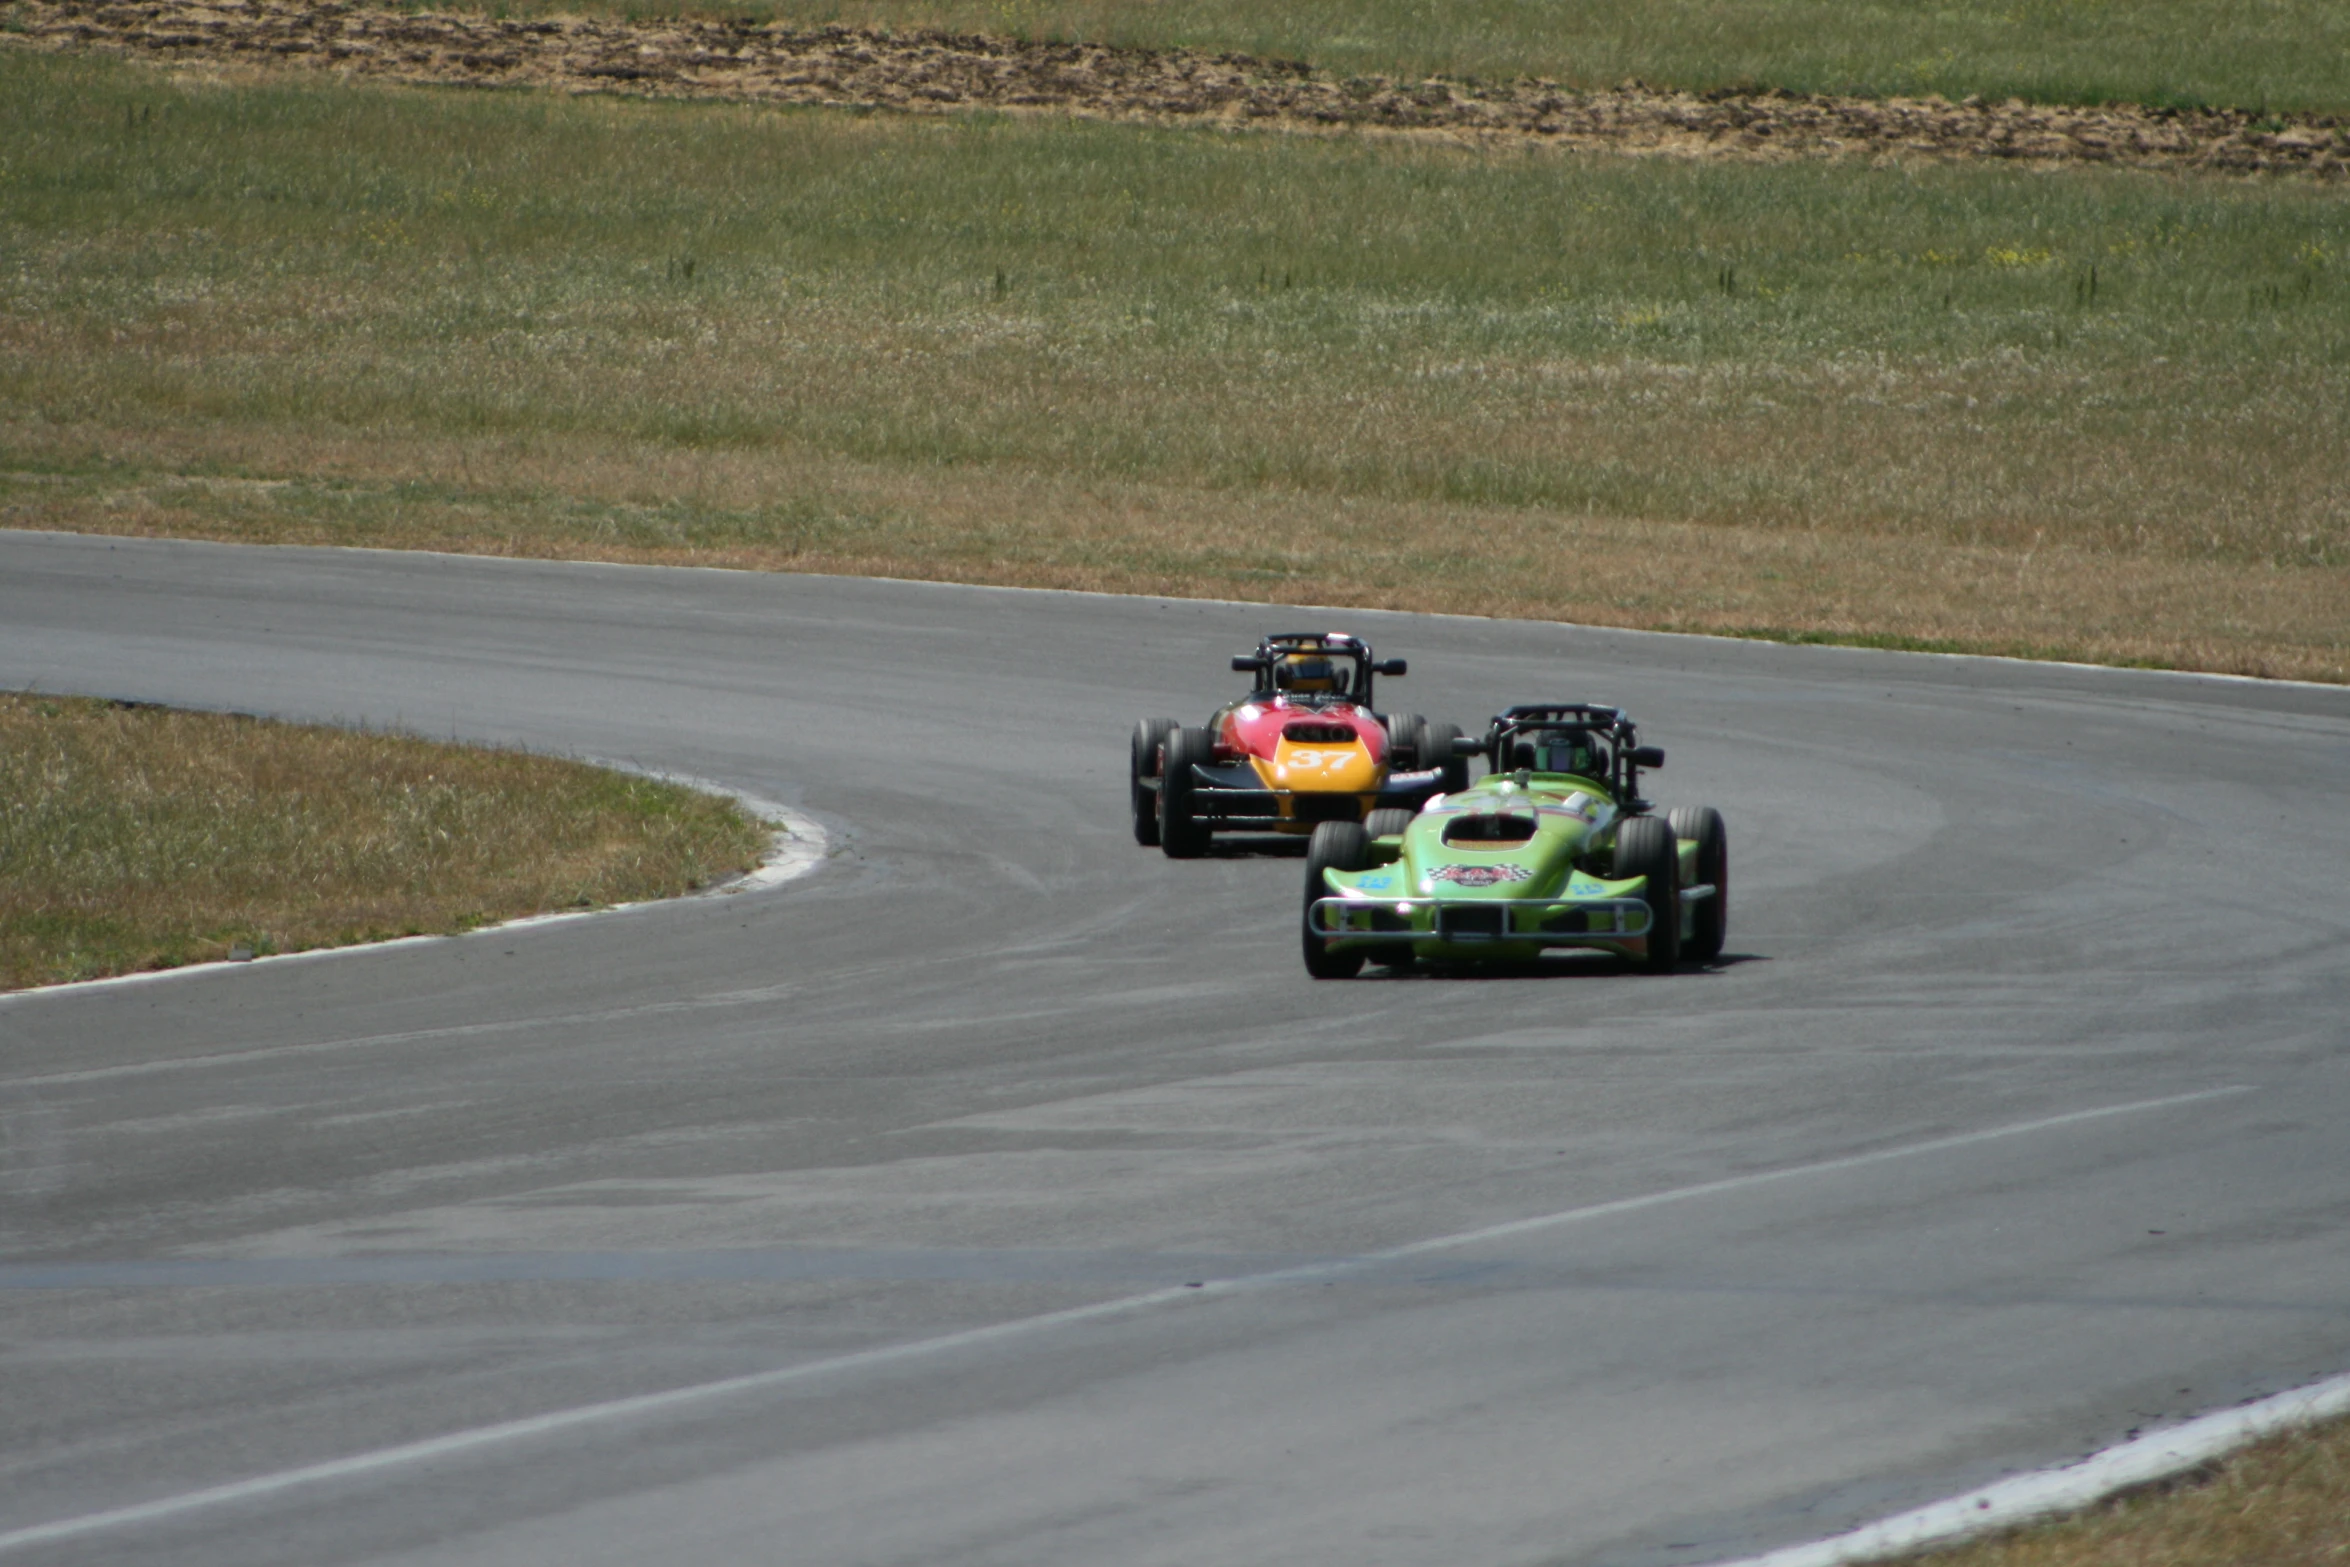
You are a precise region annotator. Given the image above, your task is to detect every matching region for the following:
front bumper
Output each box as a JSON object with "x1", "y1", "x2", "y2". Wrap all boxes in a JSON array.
[{"x1": 1307, "y1": 883, "x2": 1716, "y2": 955}]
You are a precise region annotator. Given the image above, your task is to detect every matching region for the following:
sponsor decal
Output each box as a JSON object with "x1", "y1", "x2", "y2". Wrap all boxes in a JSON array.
[
  {"x1": 1357, "y1": 874, "x2": 1394, "y2": 891},
  {"x1": 1428, "y1": 863, "x2": 1533, "y2": 888}
]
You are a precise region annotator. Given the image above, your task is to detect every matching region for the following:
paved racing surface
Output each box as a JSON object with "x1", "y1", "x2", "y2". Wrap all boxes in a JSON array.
[{"x1": 2, "y1": 531, "x2": 2346, "y2": 1567}]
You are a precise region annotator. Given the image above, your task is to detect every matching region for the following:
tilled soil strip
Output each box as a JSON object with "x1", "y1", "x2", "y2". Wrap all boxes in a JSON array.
[{"x1": 11, "y1": 0, "x2": 2350, "y2": 175}]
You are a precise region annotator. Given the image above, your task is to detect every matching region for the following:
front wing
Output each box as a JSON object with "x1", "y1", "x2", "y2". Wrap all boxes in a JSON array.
[{"x1": 1183, "y1": 763, "x2": 1449, "y2": 831}]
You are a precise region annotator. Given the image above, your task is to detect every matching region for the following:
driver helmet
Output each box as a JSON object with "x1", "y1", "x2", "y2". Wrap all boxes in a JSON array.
[{"x1": 1274, "y1": 653, "x2": 1345, "y2": 694}]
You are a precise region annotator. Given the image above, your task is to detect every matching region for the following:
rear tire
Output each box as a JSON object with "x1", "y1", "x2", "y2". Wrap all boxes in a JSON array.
[
  {"x1": 1418, "y1": 720, "x2": 1470, "y2": 795},
  {"x1": 1613, "y1": 814, "x2": 1680, "y2": 973},
  {"x1": 1302, "y1": 821, "x2": 1370, "y2": 979},
  {"x1": 1157, "y1": 726, "x2": 1215, "y2": 859},
  {"x1": 1129, "y1": 717, "x2": 1177, "y2": 846},
  {"x1": 1667, "y1": 805, "x2": 1728, "y2": 962}
]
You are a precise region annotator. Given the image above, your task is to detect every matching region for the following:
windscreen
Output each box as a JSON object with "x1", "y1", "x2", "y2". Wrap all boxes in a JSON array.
[{"x1": 1516, "y1": 728, "x2": 1610, "y2": 778}]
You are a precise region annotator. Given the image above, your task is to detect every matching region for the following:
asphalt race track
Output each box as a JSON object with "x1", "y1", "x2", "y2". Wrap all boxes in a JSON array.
[{"x1": 2, "y1": 531, "x2": 2347, "y2": 1567}]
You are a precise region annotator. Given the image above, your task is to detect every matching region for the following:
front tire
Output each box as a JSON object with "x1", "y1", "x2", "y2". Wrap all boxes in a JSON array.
[
  {"x1": 1362, "y1": 808, "x2": 1417, "y2": 840},
  {"x1": 1667, "y1": 805, "x2": 1728, "y2": 962},
  {"x1": 1302, "y1": 821, "x2": 1370, "y2": 979},
  {"x1": 1385, "y1": 713, "x2": 1426, "y2": 770},
  {"x1": 1157, "y1": 726, "x2": 1215, "y2": 859},
  {"x1": 1129, "y1": 717, "x2": 1177, "y2": 846},
  {"x1": 1418, "y1": 720, "x2": 1471, "y2": 796},
  {"x1": 1613, "y1": 814, "x2": 1680, "y2": 973}
]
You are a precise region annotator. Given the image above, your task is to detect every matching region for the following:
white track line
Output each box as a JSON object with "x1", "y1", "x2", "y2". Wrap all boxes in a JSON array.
[
  {"x1": 1711, "y1": 1367, "x2": 2350, "y2": 1567},
  {"x1": 0, "y1": 1084, "x2": 2249, "y2": 1555}
]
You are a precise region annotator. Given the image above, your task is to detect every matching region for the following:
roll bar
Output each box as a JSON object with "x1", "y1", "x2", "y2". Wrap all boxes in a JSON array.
[
  {"x1": 1481, "y1": 703, "x2": 1664, "y2": 808},
  {"x1": 1230, "y1": 632, "x2": 1405, "y2": 708}
]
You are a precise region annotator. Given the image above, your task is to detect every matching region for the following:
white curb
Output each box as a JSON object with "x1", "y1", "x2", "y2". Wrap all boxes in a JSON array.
[{"x1": 1711, "y1": 1368, "x2": 2350, "y2": 1567}]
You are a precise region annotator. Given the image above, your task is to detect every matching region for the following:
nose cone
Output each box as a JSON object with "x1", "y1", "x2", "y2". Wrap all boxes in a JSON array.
[{"x1": 1268, "y1": 740, "x2": 1380, "y2": 792}]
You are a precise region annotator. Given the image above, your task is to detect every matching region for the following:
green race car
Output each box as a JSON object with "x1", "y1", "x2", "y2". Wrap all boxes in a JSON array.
[{"x1": 1299, "y1": 703, "x2": 1728, "y2": 978}]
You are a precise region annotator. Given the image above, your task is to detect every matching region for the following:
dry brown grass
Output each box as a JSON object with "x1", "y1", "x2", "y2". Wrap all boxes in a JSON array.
[
  {"x1": 1915, "y1": 1415, "x2": 2350, "y2": 1567},
  {"x1": 10, "y1": 422, "x2": 2345, "y2": 682},
  {"x1": 0, "y1": 693, "x2": 767, "y2": 989},
  {"x1": 14, "y1": 1, "x2": 2348, "y2": 177},
  {"x1": 25, "y1": 0, "x2": 2350, "y2": 121}
]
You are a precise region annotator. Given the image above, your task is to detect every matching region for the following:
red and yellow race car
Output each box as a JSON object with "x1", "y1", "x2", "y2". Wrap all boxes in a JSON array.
[{"x1": 1129, "y1": 632, "x2": 1475, "y2": 858}]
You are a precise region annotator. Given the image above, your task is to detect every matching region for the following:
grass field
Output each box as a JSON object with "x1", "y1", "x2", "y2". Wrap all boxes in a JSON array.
[
  {"x1": 447, "y1": 0, "x2": 2350, "y2": 116},
  {"x1": 1919, "y1": 1413, "x2": 2350, "y2": 1567},
  {"x1": 0, "y1": 692, "x2": 768, "y2": 989},
  {"x1": 4, "y1": 51, "x2": 2344, "y2": 676}
]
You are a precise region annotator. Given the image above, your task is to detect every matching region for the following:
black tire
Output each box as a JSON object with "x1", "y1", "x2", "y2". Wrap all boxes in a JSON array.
[
  {"x1": 1418, "y1": 720, "x2": 1471, "y2": 795},
  {"x1": 1385, "y1": 713, "x2": 1426, "y2": 770},
  {"x1": 1667, "y1": 805, "x2": 1728, "y2": 962},
  {"x1": 1613, "y1": 814, "x2": 1680, "y2": 973},
  {"x1": 1302, "y1": 821, "x2": 1370, "y2": 979},
  {"x1": 1129, "y1": 717, "x2": 1177, "y2": 847},
  {"x1": 1354, "y1": 811, "x2": 1415, "y2": 967},
  {"x1": 1157, "y1": 726, "x2": 1216, "y2": 859}
]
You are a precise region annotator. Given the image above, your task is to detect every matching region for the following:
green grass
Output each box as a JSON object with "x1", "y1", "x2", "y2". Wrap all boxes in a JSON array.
[
  {"x1": 516, "y1": 0, "x2": 2350, "y2": 116},
  {"x1": 4, "y1": 55, "x2": 2343, "y2": 558},
  {"x1": 0, "y1": 693, "x2": 769, "y2": 989}
]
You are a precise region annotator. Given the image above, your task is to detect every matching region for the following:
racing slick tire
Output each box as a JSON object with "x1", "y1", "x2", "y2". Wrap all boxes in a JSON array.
[
  {"x1": 1667, "y1": 805, "x2": 1729, "y2": 963},
  {"x1": 1129, "y1": 717, "x2": 1178, "y2": 846},
  {"x1": 1613, "y1": 814, "x2": 1681, "y2": 974},
  {"x1": 1385, "y1": 713, "x2": 1427, "y2": 770},
  {"x1": 1418, "y1": 720, "x2": 1471, "y2": 796},
  {"x1": 1302, "y1": 821, "x2": 1371, "y2": 979},
  {"x1": 1359, "y1": 809, "x2": 1418, "y2": 970},
  {"x1": 1157, "y1": 726, "x2": 1216, "y2": 859}
]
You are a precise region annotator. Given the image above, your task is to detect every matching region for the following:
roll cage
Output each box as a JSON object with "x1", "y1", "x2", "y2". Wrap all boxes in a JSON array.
[
  {"x1": 1481, "y1": 703, "x2": 1664, "y2": 810},
  {"x1": 1229, "y1": 632, "x2": 1406, "y2": 711}
]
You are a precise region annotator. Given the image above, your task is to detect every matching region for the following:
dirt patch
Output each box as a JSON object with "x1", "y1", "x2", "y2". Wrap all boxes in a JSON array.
[{"x1": 13, "y1": 0, "x2": 2348, "y2": 176}]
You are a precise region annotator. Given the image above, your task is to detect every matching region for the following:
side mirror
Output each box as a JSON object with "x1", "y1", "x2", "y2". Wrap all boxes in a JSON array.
[
  {"x1": 1451, "y1": 734, "x2": 1484, "y2": 757},
  {"x1": 1374, "y1": 658, "x2": 1407, "y2": 677},
  {"x1": 1231, "y1": 655, "x2": 1266, "y2": 673},
  {"x1": 1629, "y1": 745, "x2": 1665, "y2": 769}
]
